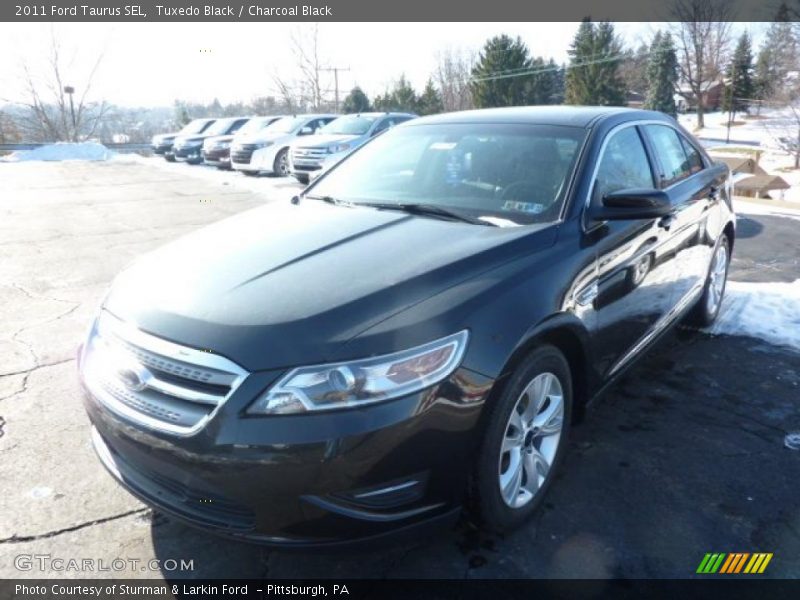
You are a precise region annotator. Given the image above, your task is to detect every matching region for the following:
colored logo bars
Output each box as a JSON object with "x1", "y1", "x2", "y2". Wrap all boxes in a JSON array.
[{"x1": 696, "y1": 552, "x2": 773, "y2": 574}]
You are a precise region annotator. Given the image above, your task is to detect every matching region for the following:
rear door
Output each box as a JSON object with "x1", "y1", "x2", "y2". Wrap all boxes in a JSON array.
[{"x1": 641, "y1": 124, "x2": 723, "y2": 311}]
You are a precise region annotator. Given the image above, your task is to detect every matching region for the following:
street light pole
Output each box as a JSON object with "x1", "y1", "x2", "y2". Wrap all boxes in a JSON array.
[{"x1": 64, "y1": 85, "x2": 76, "y2": 141}]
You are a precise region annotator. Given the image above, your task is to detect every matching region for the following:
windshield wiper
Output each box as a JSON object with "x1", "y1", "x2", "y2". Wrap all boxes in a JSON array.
[
  {"x1": 357, "y1": 202, "x2": 496, "y2": 226},
  {"x1": 304, "y1": 195, "x2": 353, "y2": 207}
]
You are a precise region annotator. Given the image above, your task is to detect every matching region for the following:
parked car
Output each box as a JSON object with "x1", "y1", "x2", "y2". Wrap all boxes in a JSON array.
[
  {"x1": 289, "y1": 112, "x2": 416, "y2": 183},
  {"x1": 79, "y1": 107, "x2": 734, "y2": 546},
  {"x1": 173, "y1": 117, "x2": 250, "y2": 165},
  {"x1": 152, "y1": 118, "x2": 216, "y2": 162},
  {"x1": 203, "y1": 116, "x2": 282, "y2": 169},
  {"x1": 230, "y1": 114, "x2": 337, "y2": 176}
]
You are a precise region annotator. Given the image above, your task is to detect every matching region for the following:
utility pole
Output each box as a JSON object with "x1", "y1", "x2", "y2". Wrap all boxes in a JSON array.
[
  {"x1": 64, "y1": 85, "x2": 76, "y2": 141},
  {"x1": 321, "y1": 66, "x2": 350, "y2": 112}
]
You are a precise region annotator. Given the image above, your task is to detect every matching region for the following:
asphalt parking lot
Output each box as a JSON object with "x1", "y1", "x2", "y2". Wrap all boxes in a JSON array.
[{"x1": 0, "y1": 159, "x2": 798, "y2": 579}]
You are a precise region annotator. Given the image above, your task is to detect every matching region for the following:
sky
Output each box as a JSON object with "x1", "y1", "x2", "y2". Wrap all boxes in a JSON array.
[{"x1": 0, "y1": 22, "x2": 767, "y2": 109}]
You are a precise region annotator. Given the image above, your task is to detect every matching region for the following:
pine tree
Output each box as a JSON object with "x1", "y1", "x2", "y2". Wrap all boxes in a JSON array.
[
  {"x1": 644, "y1": 31, "x2": 679, "y2": 118},
  {"x1": 565, "y1": 20, "x2": 626, "y2": 106},
  {"x1": 722, "y1": 32, "x2": 755, "y2": 118},
  {"x1": 526, "y1": 57, "x2": 562, "y2": 105},
  {"x1": 342, "y1": 87, "x2": 371, "y2": 113},
  {"x1": 757, "y1": 19, "x2": 798, "y2": 100},
  {"x1": 470, "y1": 35, "x2": 533, "y2": 108},
  {"x1": 417, "y1": 79, "x2": 444, "y2": 115},
  {"x1": 373, "y1": 76, "x2": 418, "y2": 112}
]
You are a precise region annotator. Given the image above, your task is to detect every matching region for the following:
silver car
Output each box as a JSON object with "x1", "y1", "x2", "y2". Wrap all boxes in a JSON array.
[{"x1": 289, "y1": 112, "x2": 416, "y2": 183}]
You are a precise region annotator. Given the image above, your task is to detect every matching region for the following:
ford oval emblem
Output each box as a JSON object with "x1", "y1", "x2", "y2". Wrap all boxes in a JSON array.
[{"x1": 116, "y1": 363, "x2": 151, "y2": 392}]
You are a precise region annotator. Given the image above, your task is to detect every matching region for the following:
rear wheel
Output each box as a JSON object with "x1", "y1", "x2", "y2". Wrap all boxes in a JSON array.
[
  {"x1": 241, "y1": 170, "x2": 260, "y2": 177},
  {"x1": 164, "y1": 154, "x2": 176, "y2": 163},
  {"x1": 471, "y1": 345, "x2": 572, "y2": 532},
  {"x1": 686, "y1": 235, "x2": 730, "y2": 327}
]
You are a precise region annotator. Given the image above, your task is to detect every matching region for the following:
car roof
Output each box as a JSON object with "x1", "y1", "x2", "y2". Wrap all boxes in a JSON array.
[
  {"x1": 407, "y1": 106, "x2": 673, "y2": 129},
  {"x1": 340, "y1": 112, "x2": 416, "y2": 118}
]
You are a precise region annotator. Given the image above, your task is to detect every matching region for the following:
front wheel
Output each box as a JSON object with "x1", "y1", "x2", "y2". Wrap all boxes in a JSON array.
[
  {"x1": 272, "y1": 148, "x2": 289, "y2": 177},
  {"x1": 470, "y1": 345, "x2": 572, "y2": 532},
  {"x1": 686, "y1": 235, "x2": 730, "y2": 327}
]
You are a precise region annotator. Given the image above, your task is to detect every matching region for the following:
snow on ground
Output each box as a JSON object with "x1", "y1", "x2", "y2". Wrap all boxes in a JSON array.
[
  {"x1": 708, "y1": 279, "x2": 800, "y2": 351},
  {"x1": 735, "y1": 198, "x2": 800, "y2": 222},
  {"x1": 3, "y1": 141, "x2": 115, "y2": 162}
]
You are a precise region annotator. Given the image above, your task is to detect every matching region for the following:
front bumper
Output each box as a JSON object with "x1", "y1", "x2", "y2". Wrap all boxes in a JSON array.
[
  {"x1": 202, "y1": 147, "x2": 231, "y2": 167},
  {"x1": 173, "y1": 146, "x2": 203, "y2": 163},
  {"x1": 152, "y1": 142, "x2": 173, "y2": 155},
  {"x1": 232, "y1": 145, "x2": 281, "y2": 174},
  {"x1": 81, "y1": 365, "x2": 492, "y2": 546}
]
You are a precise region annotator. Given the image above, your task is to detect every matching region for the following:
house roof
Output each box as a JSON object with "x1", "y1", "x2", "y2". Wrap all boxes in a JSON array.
[
  {"x1": 711, "y1": 155, "x2": 766, "y2": 175},
  {"x1": 733, "y1": 174, "x2": 791, "y2": 192}
]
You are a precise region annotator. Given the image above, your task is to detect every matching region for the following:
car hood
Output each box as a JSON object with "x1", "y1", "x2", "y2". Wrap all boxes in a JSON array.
[
  {"x1": 294, "y1": 134, "x2": 361, "y2": 148},
  {"x1": 204, "y1": 134, "x2": 234, "y2": 145},
  {"x1": 233, "y1": 131, "x2": 290, "y2": 145},
  {"x1": 153, "y1": 133, "x2": 178, "y2": 143},
  {"x1": 104, "y1": 202, "x2": 555, "y2": 372},
  {"x1": 174, "y1": 134, "x2": 207, "y2": 144}
]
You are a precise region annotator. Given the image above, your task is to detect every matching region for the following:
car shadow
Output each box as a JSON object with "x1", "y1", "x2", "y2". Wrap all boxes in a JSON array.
[{"x1": 734, "y1": 215, "x2": 764, "y2": 239}]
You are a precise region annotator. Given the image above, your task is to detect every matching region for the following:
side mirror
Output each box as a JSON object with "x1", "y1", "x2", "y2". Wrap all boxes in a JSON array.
[
  {"x1": 589, "y1": 188, "x2": 672, "y2": 221},
  {"x1": 299, "y1": 126, "x2": 313, "y2": 135}
]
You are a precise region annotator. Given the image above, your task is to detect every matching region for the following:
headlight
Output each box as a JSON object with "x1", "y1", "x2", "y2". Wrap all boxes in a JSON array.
[
  {"x1": 328, "y1": 143, "x2": 351, "y2": 154},
  {"x1": 247, "y1": 330, "x2": 469, "y2": 415},
  {"x1": 256, "y1": 141, "x2": 275, "y2": 149}
]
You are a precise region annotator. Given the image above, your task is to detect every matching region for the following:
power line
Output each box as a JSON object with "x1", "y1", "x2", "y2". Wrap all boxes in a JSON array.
[
  {"x1": 469, "y1": 52, "x2": 650, "y2": 84},
  {"x1": 320, "y1": 66, "x2": 350, "y2": 112}
]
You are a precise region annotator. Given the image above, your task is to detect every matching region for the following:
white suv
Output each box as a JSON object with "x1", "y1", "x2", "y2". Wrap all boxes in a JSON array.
[{"x1": 230, "y1": 114, "x2": 337, "y2": 176}]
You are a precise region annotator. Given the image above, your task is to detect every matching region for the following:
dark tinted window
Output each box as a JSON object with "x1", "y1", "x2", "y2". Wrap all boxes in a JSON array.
[
  {"x1": 645, "y1": 125, "x2": 693, "y2": 186},
  {"x1": 593, "y1": 127, "x2": 654, "y2": 202},
  {"x1": 680, "y1": 135, "x2": 704, "y2": 174}
]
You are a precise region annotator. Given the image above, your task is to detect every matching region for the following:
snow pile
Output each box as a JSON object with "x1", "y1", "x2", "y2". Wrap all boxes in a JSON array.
[
  {"x1": 4, "y1": 142, "x2": 115, "y2": 162},
  {"x1": 709, "y1": 279, "x2": 800, "y2": 350},
  {"x1": 735, "y1": 199, "x2": 800, "y2": 222}
]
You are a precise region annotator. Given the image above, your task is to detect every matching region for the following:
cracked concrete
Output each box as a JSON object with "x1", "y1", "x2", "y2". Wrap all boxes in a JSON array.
[{"x1": 0, "y1": 159, "x2": 798, "y2": 579}]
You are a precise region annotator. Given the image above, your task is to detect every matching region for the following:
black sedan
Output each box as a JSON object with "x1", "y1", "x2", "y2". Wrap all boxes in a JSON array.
[
  {"x1": 173, "y1": 117, "x2": 250, "y2": 165},
  {"x1": 79, "y1": 107, "x2": 734, "y2": 546},
  {"x1": 151, "y1": 118, "x2": 216, "y2": 162}
]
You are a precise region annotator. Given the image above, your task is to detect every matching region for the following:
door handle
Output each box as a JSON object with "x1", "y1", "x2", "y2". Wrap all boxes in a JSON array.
[{"x1": 658, "y1": 214, "x2": 675, "y2": 230}]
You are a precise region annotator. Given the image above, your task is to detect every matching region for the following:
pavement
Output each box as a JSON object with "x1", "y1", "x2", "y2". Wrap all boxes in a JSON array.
[{"x1": 0, "y1": 158, "x2": 798, "y2": 580}]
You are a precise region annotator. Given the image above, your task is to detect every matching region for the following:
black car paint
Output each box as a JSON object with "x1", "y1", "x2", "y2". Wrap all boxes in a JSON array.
[{"x1": 82, "y1": 107, "x2": 734, "y2": 545}]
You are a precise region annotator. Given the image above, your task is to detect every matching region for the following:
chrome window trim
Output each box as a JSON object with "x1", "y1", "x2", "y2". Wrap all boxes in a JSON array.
[{"x1": 84, "y1": 310, "x2": 249, "y2": 437}]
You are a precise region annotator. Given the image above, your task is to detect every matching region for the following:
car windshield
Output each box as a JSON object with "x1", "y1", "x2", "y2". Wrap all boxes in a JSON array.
[
  {"x1": 265, "y1": 116, "x2": 306, "y2": 134},
  {"x1": 180, "y1": 119, "x2": 213, "y2": 134},
  {"x1": 238, "y1": 117, "x2": 274, "y2": 134},
  {"x1": 319, "y1": 115, "x2": 378, "y2": 136},
  {"x1": 308, "y1": 123, "x2": 586, "y2": 226},
  {"x1": 203, "y1": 118, "x2": 240, "y2": 136}
]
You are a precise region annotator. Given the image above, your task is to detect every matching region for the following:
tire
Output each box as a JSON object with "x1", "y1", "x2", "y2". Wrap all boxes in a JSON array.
[
  {"x1": 685, "y1": 234, "x2": 730, "y2": 327},
  {"x1": 470, "y1": 345, "x2": 572, "y2": 532},
  {"x1": 294, "y1": 173, "x2": 310, "y2": 185},
  {"x1": 241, "y1": 170, "x2": 260, "y2": 177},
  {"x1": 164, "y1": 154, "x2": 176, "y2": 163},
  {"x1": 272, "y1": 148, "x2": 289, "y2": 177}
]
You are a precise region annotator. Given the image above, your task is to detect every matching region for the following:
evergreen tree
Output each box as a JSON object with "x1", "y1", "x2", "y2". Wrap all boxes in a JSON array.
[
  {"x1": 417, "y1": 79, "x2": 444, "y2": 115},
  {"x1": 373, "y1": 76, "x2": 419, "y2": 112},
  {"x1": 722, "y1": 32, "x2": 755, "y2": 117},
  {"x1": 174, "y1": 102, "x2": 191, "y2": 126},
  {"x1": 470, "y1": 35, "x2": 533, "y2": 108},
  {"x1": 754, "y1": 46, "x2": 774, "y2": 107},
  {"x1": 342, "y1": 86, "x2": 371, "y2": 113},
  {"x1": 757, "y1": 19, "x2": 798, "y2": 100},
  {"x1": 527, "y1": 57, "x2": 563, "y2": 105},
  {"x1": 619, "y1": 43, "x2": 650, "y2": 94},
  {"x1": 565, "y1": 20, "x2": 626, "y2": 106},
  {"x1": 644, "y1": 31, "x2": 679, "y2": 118}
]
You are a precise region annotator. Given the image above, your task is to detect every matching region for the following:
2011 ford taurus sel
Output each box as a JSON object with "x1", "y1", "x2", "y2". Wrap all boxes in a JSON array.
[{"x1": 79, "y1": 107, "x2": 734, "y2": 546}]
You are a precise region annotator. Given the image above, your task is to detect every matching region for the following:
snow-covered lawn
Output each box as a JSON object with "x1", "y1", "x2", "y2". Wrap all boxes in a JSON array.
[{"x1": 3, "y1": 141, "x2": 115, "y2": 162}]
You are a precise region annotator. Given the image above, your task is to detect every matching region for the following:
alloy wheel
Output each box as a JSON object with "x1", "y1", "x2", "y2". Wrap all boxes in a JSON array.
[{"x1": 498, "y1": 372, "x2": 564, "y2": 508}]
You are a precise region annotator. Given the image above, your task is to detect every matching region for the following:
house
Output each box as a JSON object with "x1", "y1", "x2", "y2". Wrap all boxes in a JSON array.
[
  {"x1": 732, "y1": 175, "x2": 791, "y2": 200},
  {"x1": 675, "y1": 80, "x2": 725, "y2": 113}
]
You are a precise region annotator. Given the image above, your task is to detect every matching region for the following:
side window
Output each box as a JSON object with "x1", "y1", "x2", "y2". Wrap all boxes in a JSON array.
[
  {"x1": 645, "y1": 125, "x2": 693, "y2": 186},
  {"x1": 680, "y1": 135, "x2": 704, "y2": 174},
  {"x1": 593, "y1": 127, "x2": 654, "y2": 203}
]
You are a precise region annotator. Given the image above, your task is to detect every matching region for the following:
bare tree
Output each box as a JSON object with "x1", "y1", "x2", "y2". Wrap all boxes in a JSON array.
[
  {"x1": 11, "y1": 29, "x2": 110, "y2": 142},
  {"x1": 434, "y1": 48, "x2": 475, "y2": 112},
  {"x1": 671, "y1": 0, "x2": 733, "y2": 129},
  {"x1": 291, "y1": 24, "x2": 325, "y2": 110},
  {"x1": 763, "y1": 86, "x2": 800, "y2": 168}
]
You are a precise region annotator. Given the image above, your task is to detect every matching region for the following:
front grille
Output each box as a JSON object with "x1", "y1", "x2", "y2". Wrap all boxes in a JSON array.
[
  {"x1": 82, "y1": 311, "x2": 248, "y2": 435},
  {"x1": 291, "y1": 146, "x2": 328, "y2": 165},
  {"x1": 231, "y1": 143, "x2": 258, "y2": 164}
]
